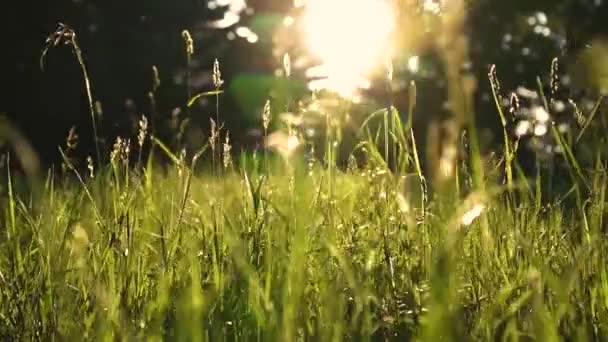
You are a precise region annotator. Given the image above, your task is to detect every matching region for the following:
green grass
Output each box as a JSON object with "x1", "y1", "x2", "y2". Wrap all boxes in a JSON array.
[
  {"x1": 1, "y1": 107, "x2": 608, "y2": 340},
  {"x1": 3, "y1": 10, "x2": 608, "y2": 340}
]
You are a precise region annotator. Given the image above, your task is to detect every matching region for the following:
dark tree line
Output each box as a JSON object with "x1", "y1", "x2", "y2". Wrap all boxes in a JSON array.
[{"x1": 0, "y1": 0, "x2": 605, "y2": 166}]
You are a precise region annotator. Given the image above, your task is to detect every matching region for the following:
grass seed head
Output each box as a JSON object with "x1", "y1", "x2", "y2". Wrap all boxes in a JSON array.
[
  {"x1": 110, "y1": 137, "x2": 130, "y2": 164},
  {"x1": 41, "y1": 23, "x2": 76, "y2": 70},
  {"x1": 66, "y1": 126, "x2": 79, "y2": 151},
  {"x1": 509, "y1": 92, "x2": 520, "y2": 117},
  {"x1": 177, "y1": 148, "x2": 186, "y2": 176},
  {"x1": 209, "y1": 118, "x2": 219, "y2": 152},
  {"x1": 182, "y1": 30, "x2": 194, "y2": 56},
  {"x1": 569, "y1": 99, "x2": 587, "y2": 128},
  {"x1": 551, "y1": 57, "x2": 559, "y2": 97},
  {"x1": 86, "y1": 156, "x2": 94, "y2": 178},
  {"x1": 263, "y1": 99, "x2": 271, "y2": 131},
  {"x1": 488, "y1": 64, "x2": 501, "y2": 99},
  {"x1": 110, "y1": 137, "x2": 121, "y2": 164},
  {"x1": 213, "y1": 58, "x2": 224, "y2": 89},
  {"x1": 152, "y1": 65, "x2": 161, "y2": 91},
  {"x1": 223, "y1": 132, "x2": 233, "y2": 170},
  {"x1": 61, "y1": 126, "x2": 79, "y2": 172},
  {"x1": 138, "y1": 115, "x2": 148, "y2": 148}
]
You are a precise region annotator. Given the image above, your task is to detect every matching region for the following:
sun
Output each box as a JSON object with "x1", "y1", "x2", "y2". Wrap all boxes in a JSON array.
[{"x1": 302, "y1": 0, "x2": 395, "y2": 98}]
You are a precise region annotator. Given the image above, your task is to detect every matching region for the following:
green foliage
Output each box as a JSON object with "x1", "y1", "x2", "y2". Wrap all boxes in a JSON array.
[
  {"x1": 1, "y1": 2, "x2": 607, "y2": 340},
  {"x1": 1, "y1": 103, "x2": 608, "y2": 340}
]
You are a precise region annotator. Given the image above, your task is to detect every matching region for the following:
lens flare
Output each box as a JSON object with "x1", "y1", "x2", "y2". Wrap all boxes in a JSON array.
[{"x1": 303, "y1": 0, "x2": 395, "y2": 98}]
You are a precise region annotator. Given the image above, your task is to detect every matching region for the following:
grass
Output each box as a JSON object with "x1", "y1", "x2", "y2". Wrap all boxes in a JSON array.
[
  {"x1": 2, "y1": 96, "x2": 608, "y2": 340},
  {"x1": 2, "y1": 8, "x2": 608, "y2": 341}
]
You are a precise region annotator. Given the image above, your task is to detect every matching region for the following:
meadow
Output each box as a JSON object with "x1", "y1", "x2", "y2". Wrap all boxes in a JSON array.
[{"x1": 2, "y1": 12, "x2": 608, "y2": 342}]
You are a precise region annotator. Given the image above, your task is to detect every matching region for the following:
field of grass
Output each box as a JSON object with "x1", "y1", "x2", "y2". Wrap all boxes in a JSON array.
[
  {"x1": 2, "y1": 16, "x2": 608, "y2": 342},
  {"x1": 1, "y1": 91, "x2": 608, "y2": 341}
]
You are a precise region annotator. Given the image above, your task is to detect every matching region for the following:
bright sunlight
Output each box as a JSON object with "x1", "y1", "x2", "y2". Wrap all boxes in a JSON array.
[{"x1": 303, "y1": 0, "x2": 395, "y2": 98}]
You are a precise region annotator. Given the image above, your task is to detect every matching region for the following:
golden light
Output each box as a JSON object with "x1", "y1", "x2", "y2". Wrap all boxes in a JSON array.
[{"x1": 302, "y1": 0, "x2": 395, "y2": 98}]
